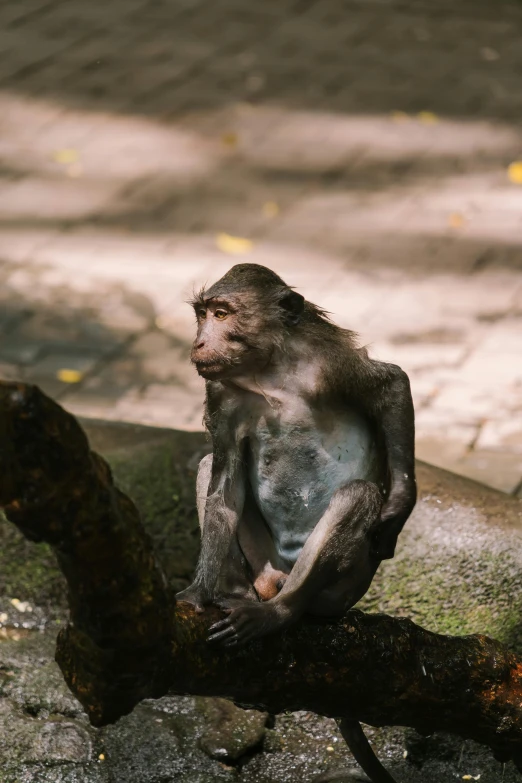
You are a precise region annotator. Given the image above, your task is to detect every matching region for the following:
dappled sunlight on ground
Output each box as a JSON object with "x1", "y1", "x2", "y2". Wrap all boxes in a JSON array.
[
  {"x1": 0, "y1": 91, "x2": 221, "y2": 222},
  {"x1": 1, "y1": 0, "x2": 522, "y2": 492},
  {"x1": 2, "y1": 93, "x2": 521, "y2": 266}
]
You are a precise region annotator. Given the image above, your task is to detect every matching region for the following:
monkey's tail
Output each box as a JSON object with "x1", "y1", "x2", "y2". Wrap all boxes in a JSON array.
[{"x1": 336, "y1": 718, "x2": 398, "y2": 783}]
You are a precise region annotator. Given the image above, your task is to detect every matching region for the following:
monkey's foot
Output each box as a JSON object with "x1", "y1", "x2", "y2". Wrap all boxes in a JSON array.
[
  {"x1": 208, "y1": 598, "x2": 293, "y2": 647},
  {"x1": 253, "y1": 569, "x2": 288, "y2": 601},
  {"x1": 175, "y1": 583, "x2": 211, "y2": 613}
]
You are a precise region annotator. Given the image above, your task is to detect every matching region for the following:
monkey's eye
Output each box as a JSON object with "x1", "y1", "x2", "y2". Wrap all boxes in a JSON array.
[
  {"x1": 197, "y1": 308, "x2": 207, "y2": 319},
  {"x1": 214, "y1": 310, "x2": 228, "y2": 320}
]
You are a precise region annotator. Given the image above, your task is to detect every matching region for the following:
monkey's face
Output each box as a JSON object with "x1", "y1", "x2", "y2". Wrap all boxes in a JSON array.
[{"x1": 191, "y1": 297, "x2": 274, "y2": 381}]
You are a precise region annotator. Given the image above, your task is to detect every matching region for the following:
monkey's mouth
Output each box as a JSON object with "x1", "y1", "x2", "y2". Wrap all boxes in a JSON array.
[{"x1": 193, "y1": 360, "x2": 230, "y2": 379}]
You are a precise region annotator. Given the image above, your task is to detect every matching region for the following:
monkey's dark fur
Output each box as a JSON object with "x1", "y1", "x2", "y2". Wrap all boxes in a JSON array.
[{"x1": 177, "y1": 264, "x2": 416, "y2": 783}]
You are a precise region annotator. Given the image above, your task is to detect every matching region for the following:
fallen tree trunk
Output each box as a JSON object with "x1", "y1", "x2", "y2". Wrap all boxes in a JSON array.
[{"x1": 0, "y1": 381, "x2": 521, "y2": 769}]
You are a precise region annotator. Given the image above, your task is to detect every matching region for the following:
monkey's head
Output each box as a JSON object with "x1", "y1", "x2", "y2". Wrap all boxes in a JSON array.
[{"x1": 190, "y1": 264, "x2": 305, "y2": 381}]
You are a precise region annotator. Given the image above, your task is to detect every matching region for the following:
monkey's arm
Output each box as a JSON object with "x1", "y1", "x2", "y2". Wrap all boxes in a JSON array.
[
  {"x1": 176, "y1": 384, "x2": 247, "y2": 608},
  {"x1": 371, "y1": 363, "x2": 417, "y2": 560},
  {"x1": 204, "y1": 454, "x2": 246, "y2": 593},
  {"x1": 177, "y1": 382, "x2": 249, "y2": 608},
  {"x1": 177, "y1": 448, "x2": 246, "y2": 609}
]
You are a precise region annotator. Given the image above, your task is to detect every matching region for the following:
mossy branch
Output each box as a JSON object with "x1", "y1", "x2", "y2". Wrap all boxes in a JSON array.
[{"x1": 0, "y1": 381, "x2": 521, "y2": 770}]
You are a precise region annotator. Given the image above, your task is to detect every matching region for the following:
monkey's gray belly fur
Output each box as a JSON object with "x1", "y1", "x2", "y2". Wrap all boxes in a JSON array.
[{"x1": 248, "y1": 409, "x2": 379, "y2": 563}]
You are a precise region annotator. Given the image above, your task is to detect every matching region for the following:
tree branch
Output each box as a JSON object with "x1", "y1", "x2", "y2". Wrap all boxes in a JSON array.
[{"x1": 0, "y1": 381, "x2": 521, "y2": 769}]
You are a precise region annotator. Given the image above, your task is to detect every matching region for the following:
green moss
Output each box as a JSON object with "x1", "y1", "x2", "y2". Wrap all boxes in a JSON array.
[
  {"x1": 358, "y1": 547, "x2": 522, "y2": 652},
  {"x1": 0, "y1": 429, "x2": 206, "y2": 615},
  {"x1": 0, "y1": 511, "x2": 66, "y2": 615},
  {"x1": 105, "y1": 434, "x2": 205, "y2": 592}
]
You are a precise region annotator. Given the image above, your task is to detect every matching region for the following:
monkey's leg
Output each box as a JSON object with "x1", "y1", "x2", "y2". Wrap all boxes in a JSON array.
[
  {"x1": 237, "y1": 490, "x2": 289, "y2": 601},
  {"x1": 208, "y1": 480, "x2": 382, "y2": 645},
  {"x1": 195, "y1": 453, "x2": 213, "y2": 529},
  {"x1": 276, "y1": 479, "x2": 382, "y2": 618}
]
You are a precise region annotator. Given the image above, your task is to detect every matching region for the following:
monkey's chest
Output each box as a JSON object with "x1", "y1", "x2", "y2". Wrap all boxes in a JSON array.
[{"x1": 247, "y1": 411, "x2": 378, "y2": 563}]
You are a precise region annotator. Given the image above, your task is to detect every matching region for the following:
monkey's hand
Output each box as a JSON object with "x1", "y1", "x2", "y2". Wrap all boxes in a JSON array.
[
  {"x1": 175, "y1": 582, "x2": 213, "y2": 613},
  {"x1": 208, "y1": 598, "x2": 292, "y2": 647}
]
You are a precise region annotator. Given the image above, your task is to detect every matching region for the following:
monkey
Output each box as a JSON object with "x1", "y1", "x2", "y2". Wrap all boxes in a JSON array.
[{"x1": 176, "y1": 263, "x2": 416, "y2": 783}]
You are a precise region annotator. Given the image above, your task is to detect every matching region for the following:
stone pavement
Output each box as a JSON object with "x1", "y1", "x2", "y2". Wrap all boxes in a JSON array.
[{"x1": 0, "y1": 0, "x2": 521, "y2": 494}]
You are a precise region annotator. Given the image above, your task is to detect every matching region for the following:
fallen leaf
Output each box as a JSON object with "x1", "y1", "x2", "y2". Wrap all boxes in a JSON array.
[
  {"x1": 218, "y1": 762, "x2": 236, "y2": 772},
  {"x1": 448, "y1": 212, "x2": 466, "y2": 228},
  {"x1": 98, "y1": 754, "x2": 105, "y2": 762},
  {"x1": 10, "y1": 598, "x2": 32, "y2": 612},
  {"x1": 216, "y1": 233, "x2": 253, "y2": 255},
  {"x1": 262, "y1": 201, "x2": 279, "y2": 218},
  {"x1": 508, "y1": 161, "x2": 522, "y2": 184},
  {"x1": 0, "y1": 628, "x2": 29, "y2": 641},
  {"x1": 391, "y1": 111, "x2": 410, "y2": 123},
  {"x1": 0, "y1": 613, "x2": 8, "y2": 624},
  {"x1": 221, "y1": 132, "x2": 238, "y2": 148},
  {"x1": 417, "y1": 111, "x2": 438, "y2": 124},
  {"x1": 53, "y1": 148, "x2": 80, "y2": 164},
  {"x1": 326, "y1": 746, "x2": 334, "y2": 752},
  {"x1": 57, "y1": 369, "x2": 84, "y2": 383}
]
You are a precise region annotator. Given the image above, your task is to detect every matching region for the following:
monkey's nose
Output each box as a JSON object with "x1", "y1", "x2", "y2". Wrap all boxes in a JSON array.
[{"x1": 196, "y1": 341, "x2": 205, "y2": 349}]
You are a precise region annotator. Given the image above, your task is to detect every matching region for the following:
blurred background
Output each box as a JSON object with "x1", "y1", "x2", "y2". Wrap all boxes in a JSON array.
[{"x1": 0, "y1": 0, "x2": 521, "y2": 495}]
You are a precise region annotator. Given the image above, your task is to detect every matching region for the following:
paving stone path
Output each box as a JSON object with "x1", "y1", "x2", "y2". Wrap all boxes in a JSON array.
[{"x1": 0, "y1": 0, "x2": 521, "y2": 493}]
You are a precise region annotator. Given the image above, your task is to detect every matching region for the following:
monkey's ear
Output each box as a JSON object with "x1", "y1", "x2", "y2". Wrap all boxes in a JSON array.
[{"x1": 279, "y1": 290, "x2": 305, "y2": 325}]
